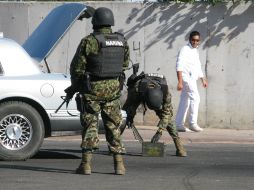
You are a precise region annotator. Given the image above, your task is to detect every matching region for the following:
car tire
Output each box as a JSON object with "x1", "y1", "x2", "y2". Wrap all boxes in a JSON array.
[{"x1": 0, "y1": 101, "x2": 44, "y2": 161}]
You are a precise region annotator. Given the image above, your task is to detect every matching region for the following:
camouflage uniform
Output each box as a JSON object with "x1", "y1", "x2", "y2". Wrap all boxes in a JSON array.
[
  {"x1": 123, "y1": 79, "x2": 179, "y2": 139},
  {"x1": 123, "y1": 75, "x2": 186, "y2": 157},
  {"x1": 70, "y1": 27, "x2": 129, "y2": 154}
]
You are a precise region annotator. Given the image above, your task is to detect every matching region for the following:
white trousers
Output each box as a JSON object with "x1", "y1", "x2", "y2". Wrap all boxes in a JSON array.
[{"x1": 175, "y1": 79, "x2": 200, "y2": 127}]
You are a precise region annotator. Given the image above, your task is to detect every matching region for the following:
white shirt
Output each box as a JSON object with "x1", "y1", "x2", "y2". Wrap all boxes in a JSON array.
[{"x1": 176, "y1": 43, "x2": 204, "y2": 81}]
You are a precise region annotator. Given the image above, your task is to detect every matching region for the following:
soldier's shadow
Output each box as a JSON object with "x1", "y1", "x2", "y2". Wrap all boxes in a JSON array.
[
  {"x1": 94, "y1": 150, "x2": 142, "y2": 157},
  {"x1": 0, "y1": 164, "x2": 74, "y2": 174},
  {"x1": 0, "y1": 164, "x2": 128, "y2": 175},
  {"x1": 33, "y1": 148, "x2": 142, "y2": 159},
  {"x1": 33, "y1": 149, "x2": 81, "y2": 159}
]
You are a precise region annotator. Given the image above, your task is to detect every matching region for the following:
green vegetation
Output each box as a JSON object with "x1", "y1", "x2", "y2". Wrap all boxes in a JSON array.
[{"x1": 21, "y1": 0, "x2": 254, "y2": 5}]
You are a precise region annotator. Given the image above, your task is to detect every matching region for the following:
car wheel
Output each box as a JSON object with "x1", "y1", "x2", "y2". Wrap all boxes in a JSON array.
[{"x1": 0, "y1": 101, "x2": 44, "y2": 161}]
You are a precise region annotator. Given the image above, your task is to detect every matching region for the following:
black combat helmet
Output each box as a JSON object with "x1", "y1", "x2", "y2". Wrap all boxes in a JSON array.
[
  {"x1": 92, "y1": 7, "x2": 114, "y2": 27},
  {"x1": 144, "y1": 83, "x2": 163, "y2": 110}
]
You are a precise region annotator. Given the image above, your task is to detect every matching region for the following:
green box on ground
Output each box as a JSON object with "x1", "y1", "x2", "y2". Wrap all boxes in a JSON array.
[{"x1": 142, "y1": 142, "x2": 165, "y2": 157}]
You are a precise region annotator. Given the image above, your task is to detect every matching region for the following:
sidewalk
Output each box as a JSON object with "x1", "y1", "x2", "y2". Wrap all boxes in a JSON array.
[
  {"x1": 47, "y1": 126, "x2": 254, "y2": 144},
  {"x1": 133, "y1": 126, "x2": 254, "y2": 144}
]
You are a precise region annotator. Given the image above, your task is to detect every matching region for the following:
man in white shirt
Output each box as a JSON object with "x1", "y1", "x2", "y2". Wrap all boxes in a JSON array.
[{"x1": 175, "y1": 31, "x2": 208, "y2": 132}]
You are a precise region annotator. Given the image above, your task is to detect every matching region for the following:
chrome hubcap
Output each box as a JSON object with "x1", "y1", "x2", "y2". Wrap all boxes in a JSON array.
[
  {"x1": 0, "y1": 114, "x2": 33, "y2": 150},
  {"x1": 6, "y1": 124, "x2": 22, "y2": 140}
]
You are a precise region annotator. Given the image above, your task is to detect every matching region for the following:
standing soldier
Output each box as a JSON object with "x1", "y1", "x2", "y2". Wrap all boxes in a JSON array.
[
  {"x1": 66, "y1": 7, "x2": 129, "y2": 175},
  {"x1": 122, "y1": 68, "x2": 187, "y2": 157}
]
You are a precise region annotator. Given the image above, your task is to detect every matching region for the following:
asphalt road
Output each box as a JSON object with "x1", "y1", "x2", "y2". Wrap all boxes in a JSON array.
[{"x1": 0, "y1": 139, "x2": 254, "y2": 190}]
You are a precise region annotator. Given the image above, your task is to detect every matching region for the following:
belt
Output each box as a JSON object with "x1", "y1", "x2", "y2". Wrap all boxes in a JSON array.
[{"x1": 90, "y1": 76, "x2": 118, "y2": 82}]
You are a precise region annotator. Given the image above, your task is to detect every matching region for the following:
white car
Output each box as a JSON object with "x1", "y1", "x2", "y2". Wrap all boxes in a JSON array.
[{"x1": 0, "y1": 3, "x2": 126, "y2": 161}]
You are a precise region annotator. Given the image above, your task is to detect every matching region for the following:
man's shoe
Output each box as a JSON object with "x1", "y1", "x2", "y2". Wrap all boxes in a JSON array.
[
  {"x1": 189, "y1": 124, "x2": 203, "y2": 132},
  {"x1": 177, "y1": 126, "x2": 191, "y2": 132}
]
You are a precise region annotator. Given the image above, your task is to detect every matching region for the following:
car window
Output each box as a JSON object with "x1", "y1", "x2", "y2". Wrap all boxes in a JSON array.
[{"x1": 0, "y1": 62, "x2": 4, "y2": 75}]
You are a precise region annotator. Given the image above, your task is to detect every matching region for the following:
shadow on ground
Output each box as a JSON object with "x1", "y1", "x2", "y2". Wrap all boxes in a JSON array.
[
  {"x1": 33, "y1": 149, "x2": 81, "y2": 159},
  {"x1": 32, "y1": 148, "x2": 142, "y2": 160},
  {"x1": 0, "y1": 164, "x2": 120, "y2": 175},
  {"x1": 0, "y1": 164, "x2": 74, "y2": 174}
]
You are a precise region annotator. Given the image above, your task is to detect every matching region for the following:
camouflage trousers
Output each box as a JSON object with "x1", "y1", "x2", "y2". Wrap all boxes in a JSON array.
[
  {"x1": 123, "y1": 87, "x2": 179, "y2": 138},
  {"x1": 80, "y1": 98, "x2": 125, "y2": 154}
]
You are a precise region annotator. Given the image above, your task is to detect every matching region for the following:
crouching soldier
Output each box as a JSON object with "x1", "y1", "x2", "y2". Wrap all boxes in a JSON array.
[{"x1": 122, "y1": 65, "x2": 187, "y2": 157}]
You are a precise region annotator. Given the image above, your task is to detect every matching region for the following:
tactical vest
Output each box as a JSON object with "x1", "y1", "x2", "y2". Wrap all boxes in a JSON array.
[
  {"x1": 138, "y1": 73, "x2": 168, "y2": 97},
  {"x1": 86, "y1": 33, "x2": 125, "y2": 78}
]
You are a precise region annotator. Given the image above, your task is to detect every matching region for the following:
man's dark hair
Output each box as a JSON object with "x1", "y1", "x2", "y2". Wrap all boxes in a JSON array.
[{"x1": 189, "y1": 31, "x2": 200, "y2": 41}]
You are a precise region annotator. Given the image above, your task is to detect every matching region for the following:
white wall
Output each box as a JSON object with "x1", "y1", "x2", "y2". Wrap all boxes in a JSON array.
[{"x1": 0, "y1": 2, "x2": 253, "y2": 129}]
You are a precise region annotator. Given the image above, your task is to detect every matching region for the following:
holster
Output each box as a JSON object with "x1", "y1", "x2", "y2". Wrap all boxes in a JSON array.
[
  {"x1": 75, "y1": 93, "x2": 85, "y2": 114},
  {"x1": 82, "y1": 73, "x2": 92, "y2": 93}
]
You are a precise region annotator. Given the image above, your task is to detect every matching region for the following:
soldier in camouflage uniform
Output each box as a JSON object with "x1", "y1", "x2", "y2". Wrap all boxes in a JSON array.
[
  {"x1": 68, "y1": 7, "x2": 129, "y2": 175},
  {"x1": 122, "y1": 72, "x2": 187, "y2": 157}
]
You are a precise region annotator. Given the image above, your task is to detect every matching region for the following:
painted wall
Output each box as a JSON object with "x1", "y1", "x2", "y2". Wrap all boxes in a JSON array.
[{"x1": 0, "y1": 2, "x2": 253, "y2": 129}]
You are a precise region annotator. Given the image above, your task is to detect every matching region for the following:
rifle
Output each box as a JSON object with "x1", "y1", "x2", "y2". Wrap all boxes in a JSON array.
[
  {"x1": 127, "y1": 120, "x2": 144, "y2": 143},
  {"x1": 131, "y1": 123, "x2": 144, "y2": 143},
  {"x1": 132, "y1": 63, "x2": 139, "y2": 75},
  {"x1": 55, "y1": 96, "x2": 69, "y2": 113},
  {"x1": 55, "y1": 85, "x2": 76, "y2": 114},
  {"x1": 126, "y1": 63, "x2": 141, "y2": 87}
]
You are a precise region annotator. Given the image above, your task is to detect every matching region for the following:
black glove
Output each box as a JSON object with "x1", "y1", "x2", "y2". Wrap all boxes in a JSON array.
[
  {"x1": 64, "y1": 86, "x2": 76, "y2": 101},
  {"x1": 151, "y1": 128, "x2": 163, "y2": 143},
  {"x1": 126, "y1": 119, "x2": 134, "y2": 129}
]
